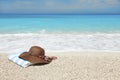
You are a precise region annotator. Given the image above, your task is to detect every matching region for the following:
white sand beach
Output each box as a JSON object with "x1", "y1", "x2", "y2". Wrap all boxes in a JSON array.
[{"x1": 0, "y1": 51, "x2": 120, "y2": 80}]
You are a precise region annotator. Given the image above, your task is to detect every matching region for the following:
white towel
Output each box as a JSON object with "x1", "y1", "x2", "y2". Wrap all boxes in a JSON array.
[{"x1": 8, "y1": 53, "x2": 32, "y2": 68}]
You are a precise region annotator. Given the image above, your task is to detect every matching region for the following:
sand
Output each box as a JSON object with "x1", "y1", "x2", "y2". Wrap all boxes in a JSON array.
[{"x1": 1, "y1": 51, "x2": 120, "y2": 80}]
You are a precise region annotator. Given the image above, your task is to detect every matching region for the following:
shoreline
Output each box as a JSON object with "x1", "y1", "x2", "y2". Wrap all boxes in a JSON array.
[
  {"x1": 1, "y1": 51, "x2": 120, "y2": 80},
  {"x1": 1, "y1": 50, "x2": 120, "y2": 55},
  {"x1": 1, "y1": 32, "x2": 120, "y2": 35},
  {"x1": 0, "y1": 33, "x2": 120, "y2": 53}
]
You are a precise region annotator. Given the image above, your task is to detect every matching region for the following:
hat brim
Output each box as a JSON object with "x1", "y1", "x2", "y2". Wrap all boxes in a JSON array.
[{"x1": 19, "y1": 52, "x2": 48, "y2": 64}]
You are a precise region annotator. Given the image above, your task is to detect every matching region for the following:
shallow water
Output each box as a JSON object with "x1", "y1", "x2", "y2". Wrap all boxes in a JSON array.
[{"x1": 0, "y1": 15, "x2": 120, "y2": 53}]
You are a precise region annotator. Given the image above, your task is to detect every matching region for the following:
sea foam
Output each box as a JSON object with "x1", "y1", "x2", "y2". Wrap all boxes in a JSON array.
[{"x1": 0, "y1": 33, "x2": 120, "y2": 53}]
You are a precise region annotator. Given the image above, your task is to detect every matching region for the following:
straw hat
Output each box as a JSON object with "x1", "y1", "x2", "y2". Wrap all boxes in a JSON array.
[
  {"x1": 19, "y1": 46, "x2": 47, "y2": 64},
  {"x1": 29, "y1": 46, "x2": 45, "y2": 57}
]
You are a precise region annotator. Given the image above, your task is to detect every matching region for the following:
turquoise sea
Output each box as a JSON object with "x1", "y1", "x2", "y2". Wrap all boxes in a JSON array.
[
  {"x1": 0, "y1": 14, "x2": 120, "y2": 33},
  {"x1": 0, "y1": 14, "x2": 120, "y2": 53}
]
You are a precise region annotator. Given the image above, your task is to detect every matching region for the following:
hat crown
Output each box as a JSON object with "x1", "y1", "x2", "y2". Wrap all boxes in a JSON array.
[{"x1": 29, "y1": 46, "x2": 45, "y2": 57}]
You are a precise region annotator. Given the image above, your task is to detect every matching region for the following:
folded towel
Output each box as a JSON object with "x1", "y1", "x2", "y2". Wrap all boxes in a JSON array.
[{"x1": 8, "y1": 53, "x2": 32, "y2": 68}]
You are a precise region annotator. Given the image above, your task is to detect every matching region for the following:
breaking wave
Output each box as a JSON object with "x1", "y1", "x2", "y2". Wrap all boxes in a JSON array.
[{"x1": 0, "y1": 32, "x2": 120, "y2": 53}]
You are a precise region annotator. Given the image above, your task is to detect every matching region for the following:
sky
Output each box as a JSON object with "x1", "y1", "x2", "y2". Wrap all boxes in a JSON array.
[{"x1": 0, "y1": 0, "x2": 120, "y2": 14}]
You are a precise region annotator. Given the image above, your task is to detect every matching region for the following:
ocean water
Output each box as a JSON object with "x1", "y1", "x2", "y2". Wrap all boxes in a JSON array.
[{"x1": 0, "y1": 14, "x2": 120, "y2": 53}]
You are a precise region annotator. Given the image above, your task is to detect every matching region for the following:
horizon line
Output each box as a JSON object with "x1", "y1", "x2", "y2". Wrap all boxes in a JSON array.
[{"x1": 0, "y1": 13, "x2": 120, "y2": 15}]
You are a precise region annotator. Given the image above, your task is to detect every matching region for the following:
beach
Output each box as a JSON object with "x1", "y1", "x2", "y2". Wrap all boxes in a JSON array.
[
  {"x1": 1, "y1": 51, "x2": 120, "y2": 80},
  {"x1": 0, "y1": 1, "x2": 120, "y2": 80}
]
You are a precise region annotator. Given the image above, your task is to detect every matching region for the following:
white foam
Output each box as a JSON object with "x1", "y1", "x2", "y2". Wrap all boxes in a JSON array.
[{"x1": 0, "y1": 33, "x2": 120, "y2": 54}]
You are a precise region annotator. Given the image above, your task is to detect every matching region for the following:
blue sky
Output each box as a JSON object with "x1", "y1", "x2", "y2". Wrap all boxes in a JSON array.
[{"x1": 0, "y1": 0, "x2": 120, "y2": 14}]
